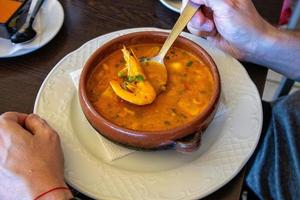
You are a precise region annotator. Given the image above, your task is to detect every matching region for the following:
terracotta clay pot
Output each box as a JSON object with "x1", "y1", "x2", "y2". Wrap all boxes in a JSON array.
[{"x1": 79, "y1": 31, "x2": 221, "y2": 153}]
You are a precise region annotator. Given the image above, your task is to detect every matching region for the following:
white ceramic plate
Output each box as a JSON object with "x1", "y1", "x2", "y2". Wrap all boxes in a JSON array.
[
  {"x1": 160, "y1": 0, "x2": 182, "y2": 13},
  {"x1": 34, "y1": 27, "x2": 262, "y2": 200},
  {"x1": 0, "y1": 0, "x2": 64, "y2": 58}
]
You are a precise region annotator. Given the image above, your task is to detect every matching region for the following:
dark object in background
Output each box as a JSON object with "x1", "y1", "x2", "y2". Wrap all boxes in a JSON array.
[
  {"x1": 0, "y1": 0, "x2": 31, "y2": 39},
  {"x1": 10, "y1": 0, "x2": 45, "y2": 44}
]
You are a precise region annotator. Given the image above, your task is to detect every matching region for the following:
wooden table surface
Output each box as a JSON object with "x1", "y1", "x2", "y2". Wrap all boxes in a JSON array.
[{"x1": 0, "y1": 0, "x2": 282, "y2": 199}]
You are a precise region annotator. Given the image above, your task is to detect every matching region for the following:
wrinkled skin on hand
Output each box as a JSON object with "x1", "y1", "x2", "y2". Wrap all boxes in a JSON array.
[
  {"x1": 182, "y1": 0, "x2": 273, "y2": 60},
  {"x1": 0, "y1": 112, "x2": 72, "y2": 200}
]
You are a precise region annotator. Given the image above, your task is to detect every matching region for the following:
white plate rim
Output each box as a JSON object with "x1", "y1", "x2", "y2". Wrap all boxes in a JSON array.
[
  {"x1": 34, "y1": 27, "x2": 263, "y2": 200},
  {"x1": 0, "y1": 0, "x2": 64, "y2": 58}
]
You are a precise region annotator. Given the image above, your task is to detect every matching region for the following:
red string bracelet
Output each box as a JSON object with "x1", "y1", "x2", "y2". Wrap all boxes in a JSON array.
[{"x1": 34, "y1": 186, "x2": 70, "y2": 200}]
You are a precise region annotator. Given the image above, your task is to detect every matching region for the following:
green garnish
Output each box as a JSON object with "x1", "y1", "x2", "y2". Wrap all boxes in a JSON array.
[
  {"x1": 186, "y1": 61, "x2": 193, "y2": 67},
  {"x1": 135, "y1": 75, "x2": 144, "y2": 82},
  {"x1": 127, "y1": 76, "x2": 135, "y2": 82},
  {"x1": 118, "y1": 71, "x2": 126, "y2": 78},
  {"x1": 126, "y1": 75, "x2": 145, "y2": 83}
]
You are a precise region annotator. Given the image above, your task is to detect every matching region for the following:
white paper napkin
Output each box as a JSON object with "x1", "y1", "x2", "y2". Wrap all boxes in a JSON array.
[
  {"x1": 70, "y1": 68, "x2": 227, "y2": 161},
  {"x1": 0, "y1": 0, "x2": 44, "y2": 55}
]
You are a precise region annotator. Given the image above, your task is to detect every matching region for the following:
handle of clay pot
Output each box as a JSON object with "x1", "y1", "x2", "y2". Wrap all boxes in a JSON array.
[{"x1": 174, "y1": 131, "x2": 202, "y2": 153}]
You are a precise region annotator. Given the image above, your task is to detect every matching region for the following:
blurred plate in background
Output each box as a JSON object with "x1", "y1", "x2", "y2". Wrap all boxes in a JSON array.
[
  {"x1": 0, "y1": 0, "x2": 64, "y2": 58},
  {"x1": 159, "y1": 0, "x2": 182, "y2": 13}
]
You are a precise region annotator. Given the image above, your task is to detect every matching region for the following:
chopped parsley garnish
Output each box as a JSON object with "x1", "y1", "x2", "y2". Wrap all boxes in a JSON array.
[
  {"x1": 186, "y1": 61, "x2": 193, "y2": 67},
  {"x1": 127, "y1": 76, "x2": 135, "y2": 82},
  {"x1": 118, "y1": 71, "x2": 126, "y2": 78},
  {"x1": 135, "y1": 75, "x2": 144, "y2": 82},
  {"x1": 126, "y1": 75, "x2": 145, "y2": 83}
]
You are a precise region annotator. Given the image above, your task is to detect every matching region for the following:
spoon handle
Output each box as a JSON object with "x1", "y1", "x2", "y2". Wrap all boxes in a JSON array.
[
  {"x1": 158, "y1": 1, "x2": 199, "y2": 60},
  {"x1": 29, "y1": 0, "x2": 45, "y2": 24}
]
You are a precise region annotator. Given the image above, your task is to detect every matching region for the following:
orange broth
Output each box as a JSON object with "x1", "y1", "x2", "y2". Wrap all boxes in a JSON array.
[{"x1": 87, "y1": 44, "x2": 215, "y2": 131}]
